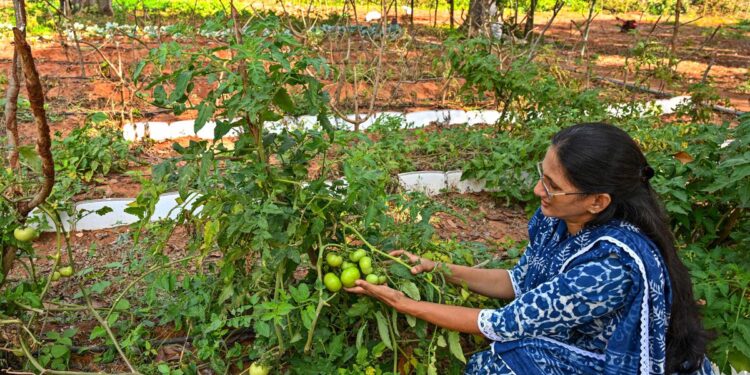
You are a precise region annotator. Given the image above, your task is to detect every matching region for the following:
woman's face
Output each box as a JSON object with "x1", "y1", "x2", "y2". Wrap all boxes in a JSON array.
[{"x1": 534, "y1": 147, "x2": 598, "y2": 228}]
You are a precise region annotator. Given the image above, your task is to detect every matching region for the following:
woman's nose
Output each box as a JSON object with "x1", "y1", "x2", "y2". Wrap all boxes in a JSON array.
[{"x1": 533, "y1": 179, "x2": 546, "y2": 199}]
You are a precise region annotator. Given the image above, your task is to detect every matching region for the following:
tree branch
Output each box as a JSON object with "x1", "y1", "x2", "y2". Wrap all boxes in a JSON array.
[{"x1": 12, "y1": 27, "x2": 55, "y2": 218}]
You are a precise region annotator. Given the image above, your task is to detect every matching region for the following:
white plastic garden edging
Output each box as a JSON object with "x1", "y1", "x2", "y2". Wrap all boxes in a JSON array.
[
  {"x1": 31, "y1": 171, "x2": 491, "y2": 232},
  {"x1": 121, "y1": 97, "x2": 696, "y2": 142}
]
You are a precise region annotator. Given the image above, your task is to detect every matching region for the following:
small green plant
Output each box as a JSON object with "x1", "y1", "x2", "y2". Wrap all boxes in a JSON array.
[
  {"x1": 52, "y1": 113, "x2": 131, "y2": 183},
  {"x1": 38, "y1": 328, "x2": 77, "y2": 370},
  {"x1": 675, "y1": 82, "x2": 721, "y2": 123}
]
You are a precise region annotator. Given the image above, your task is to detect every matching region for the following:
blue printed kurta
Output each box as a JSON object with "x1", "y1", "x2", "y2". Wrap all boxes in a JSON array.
[{"x1": 465, "y1": 209, "x2": 714, "y2": 375}]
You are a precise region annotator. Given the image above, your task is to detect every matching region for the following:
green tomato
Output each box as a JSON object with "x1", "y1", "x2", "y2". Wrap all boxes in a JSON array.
[
  {"x1": 51, "y1": 271, "x2": 61, "y2": 281},
  {"x1": 342, "y1": 261, "x2": 356, "y2": 269},
  {"x1": 349, "y1": 249, "x2": 367, "y2": 262},
  {"x1": 340, "y1": 267, "x2": 361, "y2": 288},
  {"x1": 360, "y1": 266, "x2": 373, "y2": 275},
  {"x1": 58, "y1": 266, "x2": 74, "y2": 277},
  {"x1": 323, "y1": 273, "x2": 342, "y2": 292},
  {"x1": 358, "y1": 256, "x2": 372, "y2": 270},
  {"x1": 365, "y1": 274, "x2": 379, "y2": 284},
  {"x1": 14, "y1": 227, "x2": 38, "y2": 242},
  {"x1": 248, "y1": 362, "x2": 270, "y2": 375},
  {"x1": 378, "y1": 275, "x2": 387, "y2": 284},
  {"x1": 326, "y1": 253, "x2": 343, "y2": 268}
]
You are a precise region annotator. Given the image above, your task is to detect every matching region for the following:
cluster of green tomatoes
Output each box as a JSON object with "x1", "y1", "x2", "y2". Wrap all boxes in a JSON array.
[
  {"x1": 13, "y1": 226, "x2": 75, "y2": 281},
  {"x1": 323, "y1": 248, "x2": 387, "y2": 292}
]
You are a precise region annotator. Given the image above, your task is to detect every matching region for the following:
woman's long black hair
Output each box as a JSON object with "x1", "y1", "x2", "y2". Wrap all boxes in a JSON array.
[{"x1": 551, "y1": 123, "x2": 712, "y2": 373}]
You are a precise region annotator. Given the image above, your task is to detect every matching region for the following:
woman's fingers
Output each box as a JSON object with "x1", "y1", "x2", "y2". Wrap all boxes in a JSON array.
[
  {"x1": 344, "y1": 285, "x2": 368, "y2": 295},
  {"x1": 389, "y1": 249, "x2": 420, "y2": 263},
  {"x1": 411, "y1": 263, "x2": 428, "y2": 274}
]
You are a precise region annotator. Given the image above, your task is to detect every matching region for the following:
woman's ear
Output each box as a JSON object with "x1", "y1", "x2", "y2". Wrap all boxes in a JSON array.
[{"x1": 588, "y1": 193, "x2": 612, "y2": 214}]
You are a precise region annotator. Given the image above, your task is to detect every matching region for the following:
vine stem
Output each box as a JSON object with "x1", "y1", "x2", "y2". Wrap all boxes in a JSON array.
[
  {"x1": 80, "y1": 281, "x2": 140, "y2": 374},
  {"x1": 390, "y1": 308, "x2": 399, "y2": 374},
  {"x1": 341, "y1": 221, "x2": 443, "y2": 293},
  {"x1": 18, "y1": 330, "x2": 136, "y2": 375},
  {"x1": 1, "y1": 319, "x2": 39, "y2": 344},
  {"x1": 340, "y1": 222, "x2": 411, "y2": 269},
  {"x1": 304, "y1": 235, "x2": 338, "y2": 353},
  {"x1": 723, "y1": 286, "x2": 748, "y2": 370},
  {"x1": 274, "y1": 260, "x2": 286, "y2": 353},
  {"x1": 105, "y1": 255, "x2": 197, "y2": 321}
]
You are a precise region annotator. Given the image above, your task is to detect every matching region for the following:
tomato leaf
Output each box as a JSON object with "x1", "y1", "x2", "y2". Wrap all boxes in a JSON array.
[
  {"x1": 356, "y1": 321, "x2": 367, "y2": 350},
  {"x1": 49, "y1": 344, "x2": 68, "y2": 359},
  {"x1": 375, "y1": 311, "x2": 393, "y2": 350},
  {"x1": 447, "y1": 331, "x2": 466, "y2": 363},
  {"x1": 400, "y1": 281, "x2": 421, "y2": 301}
]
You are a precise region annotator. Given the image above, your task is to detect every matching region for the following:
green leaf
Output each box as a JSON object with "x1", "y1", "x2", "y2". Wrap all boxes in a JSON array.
[
  {"x1": 88, "y1": 112, "x2": 109, "y2": 124},
  {"x1": 170, "y1": 71, "x2": 192, "y2": 102},
  {"x1": 375, "y1": 311, "x2": 393, "y2": 350},
  {"x1": 447, "y1": 331, "x2": 466, "y2": 363},
  {"x1": 400, "y1": 281, "x2": 421, "y2": 301},
  {"x1": 290, "y1": 283, "x2": 311, "y2": 303},
  {"x1": 132, "y1": 60, "x2": 147, "y2": 82},
  {"x1": 49, "y1": 344, "x2": 68, "y2": 359},
  {"x1": 89, "y1": 326, "x2": 106, "y2": 340},
  {"x1": 114, "y1": 299, "x2": 131, "y2": 311},
  {"x1": 18, "y1": 145, "x2": 42, "y2": 173},
  {"x1": 346, "y1": 299, "x2": 371, "y2": 317},
  {"x1": 195, "y1": 102, "x2": 214, "y2": 132},
  {"x1": 272, "y1": 88, "x2": 295, "y2": 113},
  {"x1": 153, "y1": 85, "x2": 167, "y2": 105},
  {"x1": 389, "y1": 263, "x2": 414, "y2": 280},
  {"x1": 301, "y1": 304, "x2": 315, "y2": 330},
  {"x1": 90, "y1": 280, "x2": 111, "y2": 294},
  {"x1": 356, "y1": 321, "x2": 367, "y2": 350},
  {"x1": 406, "y1": 314, "x2": 416, "y2": 328},
  {"x1": 158, "y1": 364, "x2": 170, "y2": 374},
  {"x1": 318, "y1": 112, "x2": 334, "y2": 140},
  {"x1": 107, "y1": 312, "x2": 119, "y2": 327},
  {"x1": 254, "y1": 320, "x2": 271, "y2": 337},
  {"x1": 437, "y1": 334, "x2": 447, "y2": 347},
  {"x1": 214, "y1": 119, "x2": 235, "y2": 139}
]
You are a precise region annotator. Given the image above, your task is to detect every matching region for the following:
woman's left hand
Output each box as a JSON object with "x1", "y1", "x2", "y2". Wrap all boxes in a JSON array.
[{"x1": 345, "y1": 280, "x2": 412, "y2": 313}]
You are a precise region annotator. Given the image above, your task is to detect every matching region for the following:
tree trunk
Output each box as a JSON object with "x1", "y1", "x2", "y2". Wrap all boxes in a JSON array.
[
  {"x1": 671, "y1": 0, "x2": 682, "y2": 55},
  {"x1": 464, "y1": 0, "x2": 494, "y2": 35},
  {"x1": 98, "y1": 0, "x2": 113, "y2": 16},
  {"x1": 450, "y1": 0, "x2": 454, "y2": 29},
  {"x1": 580, "y1": 0, "x2": 596, "y2": 58},
  {"x1": 60, "y1": 0, "x2": 112, "y2": 15},
  {"x1": 524, "y1": 0, "x2": 538, "y2": 37}
]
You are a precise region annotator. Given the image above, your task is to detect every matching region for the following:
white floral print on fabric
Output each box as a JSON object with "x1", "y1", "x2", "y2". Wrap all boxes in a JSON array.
[{"x1": 477, "y1": 255, "x2": 633, "y2": 344}]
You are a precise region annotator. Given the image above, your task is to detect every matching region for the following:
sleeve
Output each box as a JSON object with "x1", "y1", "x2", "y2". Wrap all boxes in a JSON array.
[
  {"x1": 479, "y1": 255, "x2": 634, "y2": 342},
  {"x1": 507, "y1": 250, "x2": 529, "y2": 298},
  {"x1": 506, "y1": 208, "x2": 544, "y2": 297}
]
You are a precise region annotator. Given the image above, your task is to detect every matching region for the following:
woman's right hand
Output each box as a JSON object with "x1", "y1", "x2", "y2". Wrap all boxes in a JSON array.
[{"x1": 389, "y1": 250, "x2": 437, "y2": 275}]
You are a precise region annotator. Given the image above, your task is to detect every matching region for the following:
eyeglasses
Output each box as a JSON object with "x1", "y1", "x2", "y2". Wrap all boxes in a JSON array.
[{"x1": 536, "y1": 162, "x2": 588, "y2": 201}]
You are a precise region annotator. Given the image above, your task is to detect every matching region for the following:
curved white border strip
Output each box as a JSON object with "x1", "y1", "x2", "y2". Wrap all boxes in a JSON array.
[
  {"x1": 122, "y1": 96, "x2": 699, "y2": 142},
  {"x1": 29, "y1": 170, "x2": 494, "y2": 232},
  {"x1": 122, "y1": 110, "x2": 505, "y2": 141}
]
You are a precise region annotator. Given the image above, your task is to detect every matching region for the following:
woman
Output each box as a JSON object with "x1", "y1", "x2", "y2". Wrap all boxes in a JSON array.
[{"x1": 346, "y1": 123, "x2": 713, "y2": 374}]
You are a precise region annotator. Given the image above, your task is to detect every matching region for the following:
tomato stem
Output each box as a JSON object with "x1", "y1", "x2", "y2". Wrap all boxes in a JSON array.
[
  {"x1": 305, "y1": 234, "x2": 329, "y2": 354},
  {"x1": 340, "y1": 222, "x2": 412, "y2": 269}
]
